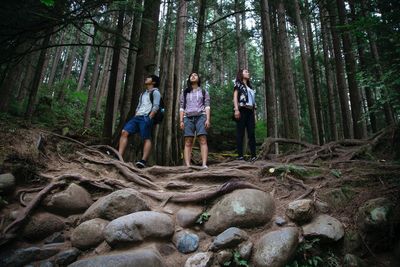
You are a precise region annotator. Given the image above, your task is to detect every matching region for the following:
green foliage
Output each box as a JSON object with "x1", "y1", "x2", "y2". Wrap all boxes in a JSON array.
[
  {"x1": 286, "y1": 238, "x2": 323, "y2": 267},
  {"x1": 233, "y1": 251, "x2": 250, "y2": 267},
  {"x1": 196, "y1": 211, "x2": 210, "y2": 225},
  {"x1": 40, "y1": 0, "x2": 55, "y2": 7},
  {"x1": 275, "y1": 164, "x2": 308, "y2": 178},
  {"x1": 330, "y1": 169, "x2": 342, "y2": 178}
]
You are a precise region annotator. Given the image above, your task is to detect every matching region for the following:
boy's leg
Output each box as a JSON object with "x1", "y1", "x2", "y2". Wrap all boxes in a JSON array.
[
  {"x1": 142, "y1": 139, "x2": 152, "y2": 161},
  {"x1": 199, "y1": 135, "x2": 208, "y2": 167},
  {"x1": 118, "y1": 130, "x2": 129, "y2": 156},
  {"x1": 184, "y1": 137, "x2": 194, "y2": 166}
]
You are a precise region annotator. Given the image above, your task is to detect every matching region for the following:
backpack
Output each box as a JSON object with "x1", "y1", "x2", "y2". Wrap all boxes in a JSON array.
[
  {"x1": 149, "y1": 89, "x2": 165, "y2": 125},
  {"x1": 183, "y1": 88, "x2": 206, "y2": 109}
]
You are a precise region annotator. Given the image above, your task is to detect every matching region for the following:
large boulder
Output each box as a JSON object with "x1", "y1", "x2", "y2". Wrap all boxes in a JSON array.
[
  {"x1": 355, "y1": 197, "x2": 395, "y2": 251},
  {"x1": 81, "y1": 189, "x2": 149, "y2": 221},
  {"x1": 204, "y1": 189, "x2": 275, "y2": 235},
  {"x1": 43, "y1": 183, "x2": 93, "y2": 216},
  {"x1": 210, "y1": 227, "x2": 248, "y2": 251},
  {"x1": 172, "y1": 230, "x2": 199, "y2": 254},
  {"x1": 286, "y1": 199, "x2": 315, "y2": 224},
  {"x1": 68, "y1": 249, "x2": 165, "y2": 267},
  {"x1": 184, "y1": 252, "x2": 214, "y2": 267},
  {"x1": 176, "y1": 207, "x2": 203, "y2": 228},
  {"x1": 253, "y1": 227, "x2": 299, "y2": 267},
  {"x1": 23, "y1": 212, "x2": 65, "y2": 240},
  {"x1": 104, "y1": 211, "x2": 174, "y2": 245},
  {"x1": 0, "y1": 173, "x2": 15, "y2": 193},
  {"x1": 71, "y1": 218, "x2": 109, "y2": 249},
  {"x1": 302, "y1": 214, "x2": 344, "y2": 242}
]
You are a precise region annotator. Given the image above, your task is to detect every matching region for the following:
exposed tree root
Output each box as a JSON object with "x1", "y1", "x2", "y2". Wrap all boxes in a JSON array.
[
  {"x1": 0, "y1": 181, "x2": 65, "y2": 246},
  {"x1": 140, "y1": 180, "x2": 263, "y2": 203},
  {"x1": 172, "y1": 168, "x2": 256, "y2": 181},
  {"x1": 77, "y1": 152, "x2": 160, "y2": 190}
]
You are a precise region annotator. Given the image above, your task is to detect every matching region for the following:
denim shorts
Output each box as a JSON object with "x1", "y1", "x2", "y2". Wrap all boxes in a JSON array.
[
  {"x1": 123, "y1": 115, "x2": 153, "y2": 140},
  {"x1": 183, "y1": 114, "x2": 207, "y2": 137}
]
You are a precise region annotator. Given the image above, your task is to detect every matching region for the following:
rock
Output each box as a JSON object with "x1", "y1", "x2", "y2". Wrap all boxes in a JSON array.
[
  {"x1": 0, "y1": 244, "x2": 62, "y2": 267},
  {"x1": 286, "y1": 199, "x2": 315, "y2": 224},
  {"x1": 356, "y1": 197, "x2": 395, "y2": 251},
  {"x1": 275, "y1": 216, "x2": 287, "y2": 226},
  {"x1": 238, "y1": 241, "x2": 253, "y2": 260},
  {"x1": 314, "y1": 200, "x2": 330, "y2": 213},
  {"x1": 184, "y1": 252, "x2": 214, "y2": 267},
  {"x1": 55, "y1": 248, "x2": 81, "y2": 266},
  {"x1": 71, "y1": 218, "x2": 109, "y2": 249},
  {"x1": 343, "y1": 253, "x2": 365, "y2": 267},
  {"x1": 204, "y1": 189, "x2": 275, "y2": 235},
  {"x1": 44, "y1": 232, "x2": 65, "y2": 244},
  {"x1": 81, "y1": 188, "x2": 149, "y2": 221},
  {"x1": 38, "y1": 261, "x2": 55, "y2": 267},
  {"x1": 302, "y1": 214, "x2": 344, "y2": 242},
  {"x1": 94, "y1": 241, "x2": 112, "y2": 255},
  {"x1": 343, "y1": 230, "x2": 362, "y2": 254},
  {"x1": 0, "y1": 173, "x2": 15, "y2": 192},
  {"x1": 104, "y1": 211, "x2": 174, "y2": 245},
  {"x1": 356, "y1": 197, "x2": 393, "y2": 232},
  {"x1": 176, "y1": 207, "x2": 203, "y2": 228},
  {"x1": 321, "y1": 188, "x2": 355, "y2": 209},
  {"x1": 43, "y1": 183, "x2": 93, "y2": 216},
  {"x1": 173, "y1": 230, "x2": 199, "y2": 254},
  {"x1": 210, "y1": 227, "x2": 248, "y2": 251},
  {"x1": 253, "y1": 227, "x2": 299, "y2": 267},
  {"x1": 68, "y1": 249, "x2": 165, "y2": 267},
  {"x1": 23, "y1": 212, "x2": 65, "y2": 240},
  {"x1": 216, "y1": 250, "x2": 233, "y2": 265}
]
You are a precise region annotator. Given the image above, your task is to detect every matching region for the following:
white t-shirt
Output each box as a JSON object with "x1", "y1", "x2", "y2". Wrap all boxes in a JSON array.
[{"x1": 246, "y1": 86, "x2": 255, "y2": 107}]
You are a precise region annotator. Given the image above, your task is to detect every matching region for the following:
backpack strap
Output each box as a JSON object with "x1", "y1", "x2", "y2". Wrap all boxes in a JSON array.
[{"x1": 202, "y1": 88, "x2": 206, "y2": 106}]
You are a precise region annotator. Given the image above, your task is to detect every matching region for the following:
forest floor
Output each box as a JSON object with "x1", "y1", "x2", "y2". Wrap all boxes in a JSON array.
[{"x1": 0, "y1": 117, "x2": 400, "y2": 266}]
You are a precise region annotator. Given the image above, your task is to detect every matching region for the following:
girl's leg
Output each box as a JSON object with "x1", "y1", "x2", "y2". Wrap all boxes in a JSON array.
[
  {"x1": 184, "y1": 137, "x2": 194, "y2": 166},
  {"x1": 199, "y1": 135, "x2": 208, "y2": 167}
]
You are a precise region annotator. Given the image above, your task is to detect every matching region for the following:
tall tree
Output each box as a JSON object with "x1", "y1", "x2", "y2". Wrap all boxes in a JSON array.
[
  {"x1": 103, "y1": 7, "x2": 126, "y2": 142},
  {"x1": 326, "y1": 0, "x2": 353, "y2": 139},
  {"x1": 260, "y1": 0, "x2": 277, "y2": 145},
  {"x1": 192, "y1": 0, "x2": 207, "y2": 73},
  {"x1": 336, "y1": 0, "x2": 366, "y2": 139},
  {"x1": 277, "y1": 0, "x2": 300, "y2": 140},
  {"x1": 294, "y1": 0, "x2": 320, "y2": 144}
]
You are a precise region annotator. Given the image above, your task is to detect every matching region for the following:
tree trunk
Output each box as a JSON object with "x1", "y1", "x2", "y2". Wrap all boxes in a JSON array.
[
  {"x1": 25, "y1": 32, "x2": 51, "y2": 120},
  {"x1": 192, "y1": 0, "x2": 207, "y2": 73},
  {"x1": 320, "y1": 9, "x2": 338, "y2": 141},
  {"x1": 76, "y1": 26, "x2": 94, "y2": 91},
  {"x1": 326, "y1": 0, "x2": 353, "y2": 139},
  {"x1": 170, "y1": 0, "x2": 188, "y2": 165},
  {"x1": 277, "y1": 0, "x2": 300, "y2": 140},
  {"x1": 305, "y1": 0, "x2": 325, "y2": 144},
  {"x1": 103, "y1": 8, "x2": 126, "y2": 143},
  {"x1": 116, "y1": 0, "x2": 144, "y2": 139},
  {"x1": 130, "y1": 0, "x2": 161, "y2": 117},
  {"x1": 336, "y1": 0, "x2": 366, "y2": 139},
  {"x1": 95, "y1": 46, "x2": 111, "y2": 117},
  {"x1": 83, "y1": 47, "x2": 101, "y2": 128},
  {"x1": 47, "y1": 31, "x2": 65, "y2": 87},
  {"x1": 234, "y1": 0, "x2": 246, "y2": 69},
  {"x1": 260, "y1": 0, "x2": 277, "y2": 148},
  {"x1": 294, "y1": 0, "x2": 319, "y2": 144}
]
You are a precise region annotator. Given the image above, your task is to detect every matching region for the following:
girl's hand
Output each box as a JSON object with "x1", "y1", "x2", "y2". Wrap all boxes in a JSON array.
[
  {"x1": 205, "y1": 119, "x2": 211, "y2": 129},
  {"x1": 234, "y1": 110, "x2": 240, "y2": 120},
  {"x1": 180, "y1": 121, "x2": 184, "y2": 130}
]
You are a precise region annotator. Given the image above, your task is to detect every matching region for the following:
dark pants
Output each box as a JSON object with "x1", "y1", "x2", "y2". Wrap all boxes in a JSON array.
[{"x1": 236, "y1": 108, "x2": 256, "y2": 157}]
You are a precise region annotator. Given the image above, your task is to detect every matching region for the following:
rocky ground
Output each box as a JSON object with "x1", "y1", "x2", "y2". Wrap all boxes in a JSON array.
[{"x1": 0, "y1": 123, "x2": 399, "y2": 267}]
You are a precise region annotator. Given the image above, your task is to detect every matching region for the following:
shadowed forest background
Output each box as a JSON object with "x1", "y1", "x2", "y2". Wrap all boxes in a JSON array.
[{"x1": 0, "y1": 0, "x2": 399, "y2": 165}]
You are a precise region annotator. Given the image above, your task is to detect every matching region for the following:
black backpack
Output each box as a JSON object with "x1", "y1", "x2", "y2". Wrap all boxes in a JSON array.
[{"x1": 149, "y1": 89, "x2": 165, "y2": 125}]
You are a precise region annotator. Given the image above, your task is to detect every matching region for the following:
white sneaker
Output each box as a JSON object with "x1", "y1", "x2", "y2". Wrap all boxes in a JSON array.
[{"x1": 202, "y1": 165, "x2": 208, "y2": 169}]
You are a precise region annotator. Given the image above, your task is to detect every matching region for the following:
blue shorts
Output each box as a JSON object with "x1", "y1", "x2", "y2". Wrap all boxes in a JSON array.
[
  {"x1": 183, "y1": 114, "x2": 207, "y2": 137},
  {"x1": 123, "y1": 115, "x2": 153, "y2": 140}
]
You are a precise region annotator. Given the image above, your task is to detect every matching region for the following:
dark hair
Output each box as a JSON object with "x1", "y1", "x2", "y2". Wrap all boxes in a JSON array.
[
  {"x1": 185, "y1": 72, "x2": 201, "y2": 93},
  {"x1": 235, "y1": 69, "x2": 252, "y2": 89},
  {"x1": 147, "y1": 74, "x2": 160, "y2": 88}
]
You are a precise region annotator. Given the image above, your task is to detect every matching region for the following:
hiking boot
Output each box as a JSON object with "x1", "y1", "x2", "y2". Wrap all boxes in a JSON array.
[
  {"x1": 236, "y1": 156, "x2": 244, "y2": 161},
  {"x1": 135, "y1": 160, "x2": 146, "y2": 168}
]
